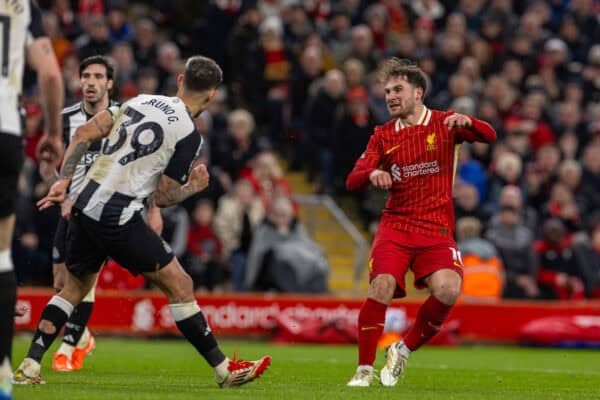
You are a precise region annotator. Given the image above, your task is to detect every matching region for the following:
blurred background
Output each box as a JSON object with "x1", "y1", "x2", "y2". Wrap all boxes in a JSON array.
[{"x1": 14, "y1": 0, "x2": 600, "y2": 346}]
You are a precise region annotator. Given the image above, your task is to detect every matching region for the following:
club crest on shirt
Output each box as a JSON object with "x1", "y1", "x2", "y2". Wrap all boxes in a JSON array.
[{"x1": 426, "y1": 132, "x2": 436, "y2": 151}]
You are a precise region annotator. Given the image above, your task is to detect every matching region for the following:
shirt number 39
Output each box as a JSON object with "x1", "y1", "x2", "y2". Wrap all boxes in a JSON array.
[{"x1": 102, "y1": 106, "x2": 164, "y2": 166}]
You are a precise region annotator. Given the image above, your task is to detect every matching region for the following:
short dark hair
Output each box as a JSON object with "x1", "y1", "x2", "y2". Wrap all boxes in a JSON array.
[
  {"x1": 79, "y1": 55, "x2": 115, "y2": 80},
  {"x1": 378, "y1": 57, "x2": 428, "y2": 92},
  {"x1": 183, "y1": 55, "x2": 223, "y2": 93}
]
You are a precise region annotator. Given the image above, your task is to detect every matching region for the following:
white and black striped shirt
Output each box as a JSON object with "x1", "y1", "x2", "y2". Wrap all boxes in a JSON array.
[
  {"x1": 74, "y1": 95, "x2": 203, "y2": 225},
  {"x1": 62, "y1": 101, "x2": 118, "y2": 195},
  {"x1": 0, "y1": 0, "x2": 45, "y2": 136}
]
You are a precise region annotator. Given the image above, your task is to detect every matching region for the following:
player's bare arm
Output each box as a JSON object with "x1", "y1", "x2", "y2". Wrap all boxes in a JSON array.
[
  {"x1": 27, "y1": 37, "x2": 64, "y2": 165},
  {"x1": 147, "y1": 164, "x2": 210, "y2": 208},
  {"x1": 37, "y1": 110, "x2": 114, "y2": 210}
]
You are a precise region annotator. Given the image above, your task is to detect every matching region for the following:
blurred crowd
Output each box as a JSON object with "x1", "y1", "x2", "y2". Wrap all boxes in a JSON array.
[{"x1": 14, "y1": 0, "x2": 600, "y2": 300}]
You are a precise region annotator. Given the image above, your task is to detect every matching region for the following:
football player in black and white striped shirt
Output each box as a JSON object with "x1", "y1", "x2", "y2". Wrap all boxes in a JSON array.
[
  {"x1": 0, "y1": 1, "x2": 63, "y2": 398},
  {"x1": 46, "y1": 55, "x2": 158, "y2": 374},
  {"x1": 15, "y1": 55, "x2": 271, "y2": 387}
]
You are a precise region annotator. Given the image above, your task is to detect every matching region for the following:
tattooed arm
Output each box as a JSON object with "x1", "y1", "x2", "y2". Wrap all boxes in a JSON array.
[
  {"x1": 147, "y1": 164, "x2": 210, "y2": 208},
  {"x1": 60, "y1": 110, "x2": 114, "y2": 179},
  {"x1": 37, "y1": 110, "x2": 115, "y2": 210}
]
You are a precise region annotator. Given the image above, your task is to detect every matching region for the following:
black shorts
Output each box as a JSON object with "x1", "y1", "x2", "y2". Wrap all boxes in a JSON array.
[
  {"x1": 66, "y1": 208, "x2": 174, "y2": 278},
  {"x1": 0, "y1": 133, "x2": 24, "y2": 218},
  {"x1": 52, "y1": 216, "x2": 69, "y2": 264}
]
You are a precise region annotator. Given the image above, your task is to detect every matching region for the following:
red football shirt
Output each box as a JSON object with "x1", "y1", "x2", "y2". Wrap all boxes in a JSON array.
[{"x1": 346, "y1": 107, "x2": 496, "y2": 239}]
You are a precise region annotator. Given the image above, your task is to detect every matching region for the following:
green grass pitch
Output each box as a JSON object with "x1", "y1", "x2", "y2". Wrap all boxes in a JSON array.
[{"x1": 12, "y1": 337, "x2": 600, "y2": 400}]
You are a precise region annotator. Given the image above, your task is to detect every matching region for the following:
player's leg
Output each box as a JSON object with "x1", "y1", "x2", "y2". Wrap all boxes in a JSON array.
[
  {"x1": 13, "y1": 270, "x2": 97, "y2": 384},
  {"x1": 112, "y1": 214, "x2": 270, "y2": 387},
  {"x1": 68, "y1": 279, "x2": 98, "y2": 371},
  {"x1": 381, "y1": 238, "x2": 463, "y2": 386},
  {"x1": 14, "y1": 210, "x2": 106, "y2": 384},
  {"x1": 53, "y1": 268, "x2": 99, "y2": 371},
  {"x1": 0, "y1": 132, "x2": 24, "y2": 399},
  {"x1": 50, "y1": 218, "x2": 76, "y2": 371},
  {"x1": 143, "y1": 258, "x2": 271, "y2": 387},
  {"x1": 52, "y1": 220, "x2": 98, "y2": 372},
  {"x1": 53, "y1": 209, "x2": 98, "y2": 370},
  {"x1": 348, "y1": 226, "x2": 411, "y2": 387},
  {"x1": 0, "y1": 217, "x2": 17, "y2": 399}
]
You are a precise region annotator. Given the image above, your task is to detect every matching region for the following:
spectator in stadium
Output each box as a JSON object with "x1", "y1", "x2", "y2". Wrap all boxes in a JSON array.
[
  {"x1": 535, "y1": 218, "x2": 585, "y2": 300},
  {"x1": 485, "y1": 196, "x2": 539, "y2": 299},
  {"x1": 456, "y1": 217, "x2": 504, "y2": 302},
  {"x1": 240, "y1": 150, "x2": 293, "y2": 209},
  {"x1": 453, "y1": 182, "x2": 488, "y2": 224},
  {"x1": 75, "y1": 15, "x2": 112, "y2": 60},
  {"x1": 244, "y1": 195, "x2": 328, "y2": 293},
  {"x1": 185, "y1": 200, "x2": 225, "y2": 292},
  {"x1": 214, "y1": 179, "x2": 265, "y2": 292},
  {"x1": 333, "y1": 86, "x2": 377, "y2": 194},
  {"x1": 106, "y1": 2, "x2": 134, "y2": 43},
  {"x1": 304, "y1": 68, "x2": 346, "y2": 187},
  {"x1": 579, "y1": 144, "x2": 600, "y2": 219},
  {"x1": 484, "y1": 151, "x2": 523, "y2": 215},
  {"x1": 574, "y1": 219, "x2": 600, "y2": 298},
  {"x1": 541, "y1": 182, "x2": 582, "y2": 234},
  {"x1": 324, "y1": 6, "x2": 352, "y2": 65},
  {"x1": 347, "y1": 25, "x2": 378, "y2": 73},
  {"x1": 288, "y1": 45, "x2": 324, "y2": 171},
  {"x1": 345, "y1": 58, "x2": 496, "y2": 387},
  {"x1": 131, "y1": 18, "x2": 158, "y2": 68},
  {"x1": 210, "y1": 109, "x2": 265, "y2": 185}
]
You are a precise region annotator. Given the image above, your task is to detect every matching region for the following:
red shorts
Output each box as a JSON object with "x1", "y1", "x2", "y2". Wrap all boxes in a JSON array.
[{"x1": 368, "y1": 226, "x2": 464, "y2": 298}]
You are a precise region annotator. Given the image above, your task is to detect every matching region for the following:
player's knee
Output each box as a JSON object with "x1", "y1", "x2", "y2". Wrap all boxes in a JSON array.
[
  {"x1": 38, "y1": 319, "x2": 57, "y2": 334},
  {"x1": 369, "y1": 274, "x2": 396, "y2": 303},
  {"x1": 431, "y1": 281, "x2": 461, "y2": 305}
]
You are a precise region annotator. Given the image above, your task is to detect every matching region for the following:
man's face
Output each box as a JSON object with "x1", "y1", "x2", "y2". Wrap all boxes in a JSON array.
[
  {"x1": 80, "y1": 64, "x2": 112, "y2": 105},
  {"x1": 384, "y1": 75, "x2": 420, "y2": 118}
]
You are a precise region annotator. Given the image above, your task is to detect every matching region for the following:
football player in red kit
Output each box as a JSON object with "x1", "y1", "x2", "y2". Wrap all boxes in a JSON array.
[{"x1": 346, "y1": 58, "x2": 496, "y2": 387}]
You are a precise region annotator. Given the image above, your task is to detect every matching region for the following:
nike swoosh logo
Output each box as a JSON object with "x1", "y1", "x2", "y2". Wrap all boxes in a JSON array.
[
  {"x1": 385, "y1": 145, "x2": 401, "y2": 155},
  {"x1": 361, "y1": 323, "x2": 385, "y2": 331}
]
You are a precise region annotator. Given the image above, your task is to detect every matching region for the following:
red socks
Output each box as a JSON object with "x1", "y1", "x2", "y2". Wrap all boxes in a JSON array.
[
  {"x1": 403, "y1": 295, "x2": 452, "y2": 351},
  {"x1": 357, "y1": 298, "x2": 387, "y2": 366}
]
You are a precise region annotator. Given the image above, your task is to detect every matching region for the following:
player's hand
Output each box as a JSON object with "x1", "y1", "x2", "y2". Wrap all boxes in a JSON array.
[
  {"x1": 186, "y1": 163, "x2": 210, "y2": 193},
  {"x1": 369, "y1": 169, "x2": 393, "y2": 190},
  {"x1": 444, "y1": 113, "x2": 472, "y2": 129},
  {"x1": 36, "y1": 133, "x2": 63, "y2": 167},
  {"x1": 61, "y1": 197, "x2": 74, "y2": 219},
  {"x1": 36, "y1": 178, "x2": 70, "y2": 210}
]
